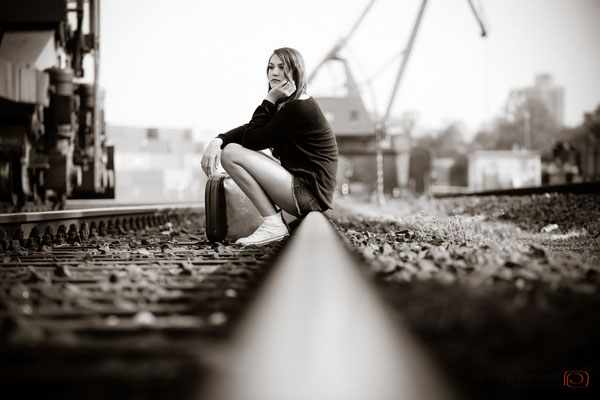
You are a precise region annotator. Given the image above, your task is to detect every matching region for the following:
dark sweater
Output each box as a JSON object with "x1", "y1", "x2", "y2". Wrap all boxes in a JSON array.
[{"x1": 217, "y1": 97, "x2": 338, "y2": 210}]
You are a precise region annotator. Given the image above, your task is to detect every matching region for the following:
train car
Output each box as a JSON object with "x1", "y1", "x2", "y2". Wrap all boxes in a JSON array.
[{"x1": 0, "y1": 0, "x2": 114, "y2": 207}]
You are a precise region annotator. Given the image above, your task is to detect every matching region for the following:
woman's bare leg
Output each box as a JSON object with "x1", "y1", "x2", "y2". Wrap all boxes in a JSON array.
[{"x1": 220, "y1": 143, "x2": 299, "y2": 217}]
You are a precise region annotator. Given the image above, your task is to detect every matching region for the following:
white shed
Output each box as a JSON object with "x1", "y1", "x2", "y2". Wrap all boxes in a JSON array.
[{"x1": 468, "y1": 150, "x2": 541, "y2": 191}]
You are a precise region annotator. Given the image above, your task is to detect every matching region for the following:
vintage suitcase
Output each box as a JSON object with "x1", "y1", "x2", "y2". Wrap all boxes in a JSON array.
[{"x1": 205, "y1": 173, "x2": 264, "y2": 242}]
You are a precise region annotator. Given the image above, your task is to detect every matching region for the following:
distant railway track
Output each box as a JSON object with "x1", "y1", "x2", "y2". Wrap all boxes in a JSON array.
[
  {"x1": 0, "y1": 203, "x2": 203, "y2": 245},
  {"x1": 434, "y1": 180, "x2": 600, "y2": 198}
]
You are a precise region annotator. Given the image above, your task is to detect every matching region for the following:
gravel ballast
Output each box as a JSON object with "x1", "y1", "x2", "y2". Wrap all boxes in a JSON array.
[{"x1": 328, "y1": 193, "x2": 599, "y2": 399}]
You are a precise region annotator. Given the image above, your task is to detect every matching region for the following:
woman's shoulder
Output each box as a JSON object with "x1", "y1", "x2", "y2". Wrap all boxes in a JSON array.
[
  {"x1": 286, "y1": 96, "x2": 317, "y2": 110},
  {"x1": 277, "y1": 96, "x2": 324, "y2": 120},
  {"x1": 286, "y1": 95, "x2": 311, "y2": 104},
  {"x1": 285, "y1": 97, "x2": 331, "y2": 129}
]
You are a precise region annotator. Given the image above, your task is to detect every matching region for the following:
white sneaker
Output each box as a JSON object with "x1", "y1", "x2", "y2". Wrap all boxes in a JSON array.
[{"x1": 235, "y1": 217, "x2": 289, "y2": 246}]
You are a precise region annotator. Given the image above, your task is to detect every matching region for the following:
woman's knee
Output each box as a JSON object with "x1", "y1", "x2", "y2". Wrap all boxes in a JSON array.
[{"x1": 221, "y1": 143, "x2": 243, "y2": 167}]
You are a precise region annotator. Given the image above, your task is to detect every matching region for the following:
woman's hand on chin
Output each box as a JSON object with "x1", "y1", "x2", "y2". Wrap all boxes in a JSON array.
[
  {"x1": 266, "y1": 80, "x2": 296, "y2": 103},
  {"x1": 201, "y1": 137, "x2": 223, "y2": 177}
]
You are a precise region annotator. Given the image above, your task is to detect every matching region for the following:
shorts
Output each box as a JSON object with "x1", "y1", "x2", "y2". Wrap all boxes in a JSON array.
[{"x1": 291, "y1": 175, "x2": 322, "y2": 217}]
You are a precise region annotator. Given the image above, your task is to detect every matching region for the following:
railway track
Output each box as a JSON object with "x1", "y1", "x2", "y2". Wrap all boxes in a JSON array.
[
  {"x1": 0, "y1": 203, "x2": 204, "y2": 245},
  {"x1": 3, "y1": 198, "x2": 597, "y2": 399},
  {"x1": 0, "y1": 203, "x2": 284, "y2": 398},
  {"x1": 0, "y1": 203, "x2": 455, "y2": 399},
  {"x1": 434, "y1": 180, "x2": 600, "y2": 197}
]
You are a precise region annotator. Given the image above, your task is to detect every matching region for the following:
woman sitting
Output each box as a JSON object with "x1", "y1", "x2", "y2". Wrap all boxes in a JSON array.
[{"x1": 201, "y1": 47, "x2": 338, "y2": 245}]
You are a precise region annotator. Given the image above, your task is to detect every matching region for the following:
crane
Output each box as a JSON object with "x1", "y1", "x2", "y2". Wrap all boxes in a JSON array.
[{"x1": 309, "y1": 0, "x2": 487, "y2": 205}]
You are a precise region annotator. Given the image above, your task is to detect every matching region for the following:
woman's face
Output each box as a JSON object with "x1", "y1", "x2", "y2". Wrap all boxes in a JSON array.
[{"x1": 267, "y1": 53, "x2": 288, "y2": 89}]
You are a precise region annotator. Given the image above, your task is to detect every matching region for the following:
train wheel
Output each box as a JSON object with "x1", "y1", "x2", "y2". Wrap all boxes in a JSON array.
[
  {"x1": 34, "y1": 170, "x2": 47, "y2": 204},
  {"x1": 53, "y1": 191, "x2": 68, "y2": 210},
  {"x1": 0, "y1": 157, "x2": 18, "y2": 205}
]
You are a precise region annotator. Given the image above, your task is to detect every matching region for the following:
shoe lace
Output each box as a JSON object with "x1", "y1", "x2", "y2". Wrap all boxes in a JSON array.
[{"x1": 245, "y1": 221, "x2": 271, "y2": 240}]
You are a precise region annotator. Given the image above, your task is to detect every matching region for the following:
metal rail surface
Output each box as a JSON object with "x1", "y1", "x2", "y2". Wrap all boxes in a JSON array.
[
  {"x1": 0, "y1": 203, "x2": 203, "y2": 243},
  {"x1": 203, "y1": 212, "x2": 455, "y2": 400},
  {"x1": 434, "y1": 180, "x2": 600, "y2": 198}
]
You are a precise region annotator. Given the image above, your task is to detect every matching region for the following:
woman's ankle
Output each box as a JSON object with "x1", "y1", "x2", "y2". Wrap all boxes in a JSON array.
[{"x1": 264, "y1": 213, "x2": 283, "y2": 224}]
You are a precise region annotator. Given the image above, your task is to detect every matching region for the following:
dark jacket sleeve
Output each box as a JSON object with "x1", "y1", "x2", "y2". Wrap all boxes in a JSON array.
[
  {"x1": 217, "y1": 100, "x2": 278, "y2": 148},
  {"x1": 217, "y1": 124, "x2": 247, "y2": 148}
]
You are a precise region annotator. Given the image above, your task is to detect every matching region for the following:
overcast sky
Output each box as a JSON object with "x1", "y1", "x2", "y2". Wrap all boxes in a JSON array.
[{"x1": 99, "y1": 0, "x2": 600, "y2": 141}]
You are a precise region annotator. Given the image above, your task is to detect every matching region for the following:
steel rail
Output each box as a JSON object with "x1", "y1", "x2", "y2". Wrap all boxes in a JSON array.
[
  {"x1": 433, "y1": 181, "x2": 600, "y2": 198},
  {"x1": 0, "y1": 203, "x2": 203, "y2": 242},
  {"x1": 202, "y1": 212, "x2": 455, "y2": 400},
  {"x1": 0, "y1": 203, "x2": 202, "y2": 224}
]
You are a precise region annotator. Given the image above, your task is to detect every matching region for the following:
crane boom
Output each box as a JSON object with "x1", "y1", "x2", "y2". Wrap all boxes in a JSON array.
[
  {"x1": 466, "y1": 0, "x2": 487, "y2": 37},
  {"x1": 383, "y1": 0, "x2": 487, "y2": 125},
  {"x1": 307, "y1": 0, "x2": 377, "y2": 83},
  {"x1": 382, "y1": 0, "x2": 428, "y2": 126}
]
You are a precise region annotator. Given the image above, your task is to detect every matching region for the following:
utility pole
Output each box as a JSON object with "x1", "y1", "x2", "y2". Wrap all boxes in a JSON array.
[
  {"x1": 375, "y1": 122, "x2": 385, "y2": 206},
  {"x1": 523, "y1": 111, "x2": 531, "y2": 149}
]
